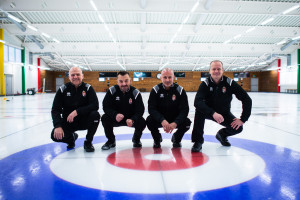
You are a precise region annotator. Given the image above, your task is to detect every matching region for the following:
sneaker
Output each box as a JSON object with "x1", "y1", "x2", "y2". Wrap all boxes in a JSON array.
[
  {"x1": 67, "y1": 133, "x2": 78, "y2": 149},
  {"x1": 216, "y1": 132, "x2": 231, "y2": 146},
  {"x1": 101, "y1": 141, "x2": 116, "y2": 150},
  {"x1": 133, "y1": 141, "x2": 142, "y2": 148},
  {"x1": 84, "y1": 140, "x2": 95, "y2": 152},
  {"x1": 191, "y1": 142, "x2": 202, "y2": 152}
]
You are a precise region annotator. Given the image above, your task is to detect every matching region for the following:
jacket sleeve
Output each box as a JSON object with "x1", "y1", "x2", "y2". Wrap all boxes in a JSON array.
[
  {"x1": 131, "y1": 91, "x2": 145, "y2": 122},
  {"x1": 51, "y1": 88, "x2": 64, "y2": 128},
  {"x1": 194, "y1": 82, "x2": 215, "y2": 116},
  {"x1": 232, "y1": 81, "x2": 252, "y2": 122},
  {"x1": 174, "y1": 89, "x2": 189, "y2": 126},
  {"x1": 76, "y1": 86, "x2": 99, "y2": 115},
  {"x1": 148, "y1": 88, "x2": 165, "y2": 123},
  {"x1": 102, "y1": 89, "x2": 118, "y2": 120}
]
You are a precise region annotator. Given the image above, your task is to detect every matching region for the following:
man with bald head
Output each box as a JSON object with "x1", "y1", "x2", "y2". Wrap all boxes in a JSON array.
[
  {"x1": 146, "y1": 68, "x2": 191, "y2": 148},
  {"x1": 51, "y1": 67, "x2": 100, "y2": 152},
  {"x1": 191, "y1": 60, "x2": 252, "y2": 152}
]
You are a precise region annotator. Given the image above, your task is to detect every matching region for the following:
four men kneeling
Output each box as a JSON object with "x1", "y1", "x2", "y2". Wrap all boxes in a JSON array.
[{"x1": 51, "y1": 60, "x2": 252, "y2": 152}]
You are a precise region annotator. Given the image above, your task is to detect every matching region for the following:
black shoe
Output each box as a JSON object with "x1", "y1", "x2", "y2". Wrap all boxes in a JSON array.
[
  {"x1": 101, "y1": 141, "x2": 116, "y2": 150},
  {"x1": 133, "y1": 141, "x2": 142, "y2": 148},
  {"x1": 84, "y1": 140, "x2": 95, "y2": 152},
  {"x1": 171, "y1": 135, "x2": 182, "y2": 148},
  {"x1": 216, "y1": 133, "x2": 231, "y2": 146},
  {"x1": 153, "y1": 137, "x2": 162, "y2": 148},
  {"x1": 67, "y1": 133, "x2": 78, "y2": 149},
  {"x1": 172, "y1": 142, "x2": 182, "y2": 148},
  {"x1": 191, "y1": 142, "x2": 202, "y2": 152},
  {"x1": 153, "y1": 141, "x2": 161, "y2": 148}
]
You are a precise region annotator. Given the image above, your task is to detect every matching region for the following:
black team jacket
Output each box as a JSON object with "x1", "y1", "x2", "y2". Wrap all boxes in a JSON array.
[
  {"x1": 102, "y1": 85, "x2": 145, "y2": 122},
  {"x1": 194, "y1": 75, "x2": 252, "y2": 123},
  {"x1": 51, "y1": 82, "x2": 99, "y2": 128},
  {"x1": 148, "y1": 83, "x2": 189, "y2": 126}
]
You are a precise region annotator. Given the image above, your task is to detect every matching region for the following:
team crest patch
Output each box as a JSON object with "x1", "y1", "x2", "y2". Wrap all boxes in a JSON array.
[
  {"x1": 82, "y1": 91, "x2": 86, "y2": 97},
  {"x1": 116, "y1": 96, "x2": 120, "y2": 101},
  {"x1": 172, "y1": 94, "x2": 176, "y2": 101},
  {"x1": 222, "y1": 86, "x2": 226, "y2": 93},
  {"x1": 129, "y1": 98, "x2": 132, "y2": 104}
]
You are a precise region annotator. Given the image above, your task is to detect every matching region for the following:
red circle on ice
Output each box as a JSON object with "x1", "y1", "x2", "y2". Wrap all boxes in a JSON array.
[{"x1": 107, "y1": 147, "x2": 209, "y2": 171}]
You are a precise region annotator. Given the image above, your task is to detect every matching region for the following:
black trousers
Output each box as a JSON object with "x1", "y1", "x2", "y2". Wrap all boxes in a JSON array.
[
  {"x1": 192, "y1": 111, "x2": 243, "y2": 144},
  {"x1": 51, "y1": 111, "x2": 100, "y2": 144},
  {"x1": 101, "y1": 114, "x2": 146, "y2": 143},
  {"x1": 146, "y1": 115, "x2": 191, "y2": 143}
]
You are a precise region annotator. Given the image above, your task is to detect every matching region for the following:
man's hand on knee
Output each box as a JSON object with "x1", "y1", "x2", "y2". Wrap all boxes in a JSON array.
[{"x1": 54, "y1": 127, "x2": 64, "y2": 140}]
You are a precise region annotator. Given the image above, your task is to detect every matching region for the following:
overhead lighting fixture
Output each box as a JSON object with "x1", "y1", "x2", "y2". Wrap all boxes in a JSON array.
[
  {"x1": 246, "y1": 27, "x2": 256, "y2": 33},
  {"x1": 27, "y1": 25, "x2": 38, "y2": 31},
  {"x1": 223, "y1": 39, "x2": 231, "y2": 44},
  {"x1": 260, "y1": 18, "x2": 274, "y2": 25},
  {"x1": 191, "y1": 1, "x2": 200, "y2": 13},
  {"x1": 183, "y1": 15, "x2": 190, "y2": 24},
  {"x1": 42, "y1": 33, "x2": 50, "y2": 38},
  {"x1": 177, "y1": 25, "x2": 183, "y2": 33},
  {"x1": 282, "y1": 5, "x2": 300, "y2": 15},
  {"x1": 170, "y1": 33, "x2": 177, "y2": 44},
  {"x1": 117, "y1": 61, "x2": 126, "y2": 70},
  {"x1": 159, "y1": 61, "x2": 169, "y2": 71},
  {"x1": 292, "y1": 35, "x2": 300, "y2": 40},
  {"x1": 233, "y1": 34, "x2": 242, "y2": 39},
  {"x1": 53, "y1": 38, "x2": 60, "y2": 43},
  {"x1": 90, "y1": 0, "x2": 98, "y2": 11},
  {"x1": 98, "y1": 14, "x2": 105, "y2": 23},
  {"x1": 0, "y1": 40, "x2": 5, "y2": 44},
  {"x1": 276, "y1": 39, "x2": 286, "y2": 45},
  {"x1": 7, "y1": 14, "x2": 22, "y2": 23}
]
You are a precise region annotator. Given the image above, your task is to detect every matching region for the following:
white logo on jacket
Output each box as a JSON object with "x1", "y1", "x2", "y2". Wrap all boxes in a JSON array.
[{"x1": 116, "y1": 96, "x2": 120, "y2": 101}]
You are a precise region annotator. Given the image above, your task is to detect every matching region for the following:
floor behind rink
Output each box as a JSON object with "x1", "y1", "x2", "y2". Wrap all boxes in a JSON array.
[{"x1": 0, "y1": 92, "x2": 300, "y2": 200}]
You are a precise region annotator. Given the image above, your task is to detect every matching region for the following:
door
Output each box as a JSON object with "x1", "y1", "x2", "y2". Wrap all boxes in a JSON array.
[
  {"x1": 251, "y1": 78, "x2": 258, "y2": 92},
  {"x1": 5, "y1": 74, "x2": 13, "y2": 95},
  {"x1": 56, "y1": 78, "x2": 65, "y2": 92}
]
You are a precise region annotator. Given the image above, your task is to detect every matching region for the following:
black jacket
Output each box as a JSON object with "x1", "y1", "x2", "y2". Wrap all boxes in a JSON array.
[
  {"x1": 102, "y1": 85, "x2": 145, "y2": 122},
  {"x1": 148, "y1": 83, "x2": 189, "y2": 126},
  {"x1": 51, "y1": 82, "x2": 99, "y2": 128},
  {"x1": 194, "y1": 75, "x2": 252, "y2": 123}
]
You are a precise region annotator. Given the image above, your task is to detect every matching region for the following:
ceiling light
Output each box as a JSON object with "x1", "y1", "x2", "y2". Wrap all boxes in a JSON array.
[
  {"x1": 159, "y1": 62, "x2": 169, "y2": 71},
  {"x1": 260, "y1": 18, "x2": 274, "y2": 25},
  {"x1": 7, "y1": 14, "x2": 22, "y2": 23},
  {"x1": 177, "y1": 25, "x2": 183, "y2": 33},
  {"x1": 234, "y1": 34, "x2": 242, "y2": 39},
  {"x1": 98, "y1": 14, "x2": 105, "y2": 23},
  {"x1": 292, "y1": 35, "x2": 300, "y2": 40},
  {"x1": 27, "y1": 25, "x2": 38, "y2": 31},
  {"x1": 183, "y1": 15, "x2": 190, "y2": 24},
  {"x1": 53, "y1": 38, "x2": 60, "y2": 43},
  {"x1": 90, "y1": 0, "x2": 98, "y2": 11},
  {"x1": 276, "y1": 39, "x2": 286, "y2": 45},
  {"x1": 42, "y1": 33, "x2": 50, "y2": 38},
  {"x1": 246, "y1": 27, "x2": 256, "y2": 33},
  {"x1": 117, "y1": 61, "x2": 126, "y2": 70},
  {"x1": 0, "y1": 40, "x2": 5, "y2": 44},
  {"x1": 191, "y1": 1, "x2": 200, "y2": 13},
  {"x1": 223, "y1": 39, "x2": 231, "y2": 44},
  {"x1": 282, "y1": 5, "x2": 300, "y2": 15}
]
